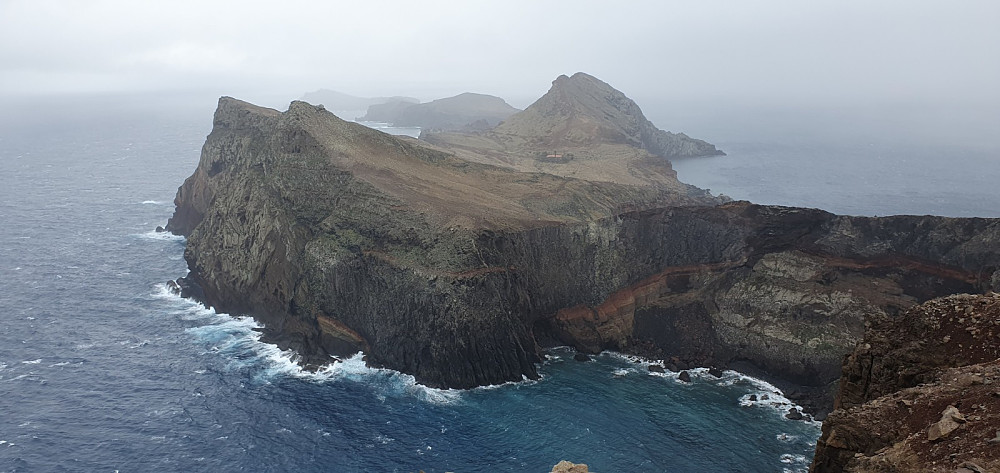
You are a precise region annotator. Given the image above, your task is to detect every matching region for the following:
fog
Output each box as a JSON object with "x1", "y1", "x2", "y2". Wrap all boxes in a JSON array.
[{"x1": 1, "y1": 0, "x2": 998, "y2": 150}]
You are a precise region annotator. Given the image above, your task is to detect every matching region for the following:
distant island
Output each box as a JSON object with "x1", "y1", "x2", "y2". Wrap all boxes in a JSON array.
[
  {"x1": 359, "y1": 92, "x2": 520, "y2": 131},
  {"x1": 169, "y1": 72, "x2": 1000, "y2": 472},
  {"x1": 299, "y1": 89, "x2": 418, "y2": 111}
]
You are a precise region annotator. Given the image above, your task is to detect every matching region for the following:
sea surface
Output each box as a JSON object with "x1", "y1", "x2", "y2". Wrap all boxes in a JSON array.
[{"x1": 1, "y1": 96, "x2": 994, "y2": 472}]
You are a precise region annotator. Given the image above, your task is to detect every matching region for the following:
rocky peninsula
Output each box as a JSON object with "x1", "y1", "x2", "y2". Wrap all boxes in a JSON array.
[{"x1": 167, "y1": 73, "x2": 1000, "y2": 425}]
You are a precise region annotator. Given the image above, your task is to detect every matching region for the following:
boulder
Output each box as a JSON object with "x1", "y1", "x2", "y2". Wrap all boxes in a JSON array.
[
  {"x1": 927, "y1": 405, "x2": 965, "y2": 441},
  {"x1": 551, "y1": 461, "x2": 589, "y2": 473}
]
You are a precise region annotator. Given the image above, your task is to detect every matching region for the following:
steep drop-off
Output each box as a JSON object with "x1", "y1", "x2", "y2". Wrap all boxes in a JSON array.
[
  {"x1": 811, "y1": 293, "x2": 1000, "y2": 472},
  {"x1": 168, "y1": 76, "x2": 1000, "y2": 417}
]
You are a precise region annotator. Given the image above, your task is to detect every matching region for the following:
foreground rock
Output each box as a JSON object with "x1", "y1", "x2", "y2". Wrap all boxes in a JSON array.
[
  {"x1": 811, "y1": 293, "x2": 1000, "y2": 472},
  {"x1": 167, "y1": 74, "x2": 1000, "y2": 410}
]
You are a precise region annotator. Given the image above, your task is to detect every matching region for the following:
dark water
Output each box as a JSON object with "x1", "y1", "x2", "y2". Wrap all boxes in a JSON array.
[{"x1": 19, "y1": 95, "x2": 992, "y2": 472}]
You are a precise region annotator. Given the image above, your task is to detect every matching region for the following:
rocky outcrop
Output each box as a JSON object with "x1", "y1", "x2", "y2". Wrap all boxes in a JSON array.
[
  {"x1": 551, "y1": 461, "x2": 590, "y2": 473},
  {"x1": 811, "y1": 293, "x2": 1000, "y2": 472},
  {"x1": 360, "y1": 92, "x2": 519, "y2": 131},
  {"x1": 166, "y1": 93, "x2": 721, "y2": 389},
  {"x1": 490, "y1": 72, "x2": 723, "y2": 158},
  {"x1": 168, "y1": 77, "x2": 1000, "y2": 412}
]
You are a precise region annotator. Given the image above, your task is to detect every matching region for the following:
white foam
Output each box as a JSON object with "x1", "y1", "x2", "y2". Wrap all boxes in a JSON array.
[
  {"x1": 775, "y1": 433, "x2": 799, "y2": 443},
  {"x1": 588, "y1": 350, "x2": 821, "y2": 426},
  {"x1": 471, "y1": 375, "x2": 541, "y2": 391},
  {"x1": 135, "y1": 230, "x2": 185, "y2": 242},
  {"x1": 140, "y1": 200, "x2": 166, "y2": 205},
  {"x1": 780, "y1": 453, "x2": 810, "y2": 464},
  {"x1": 21, "y1": 359, "x2": 41, "y2": 364},
  {"x1": 155, "y1": 284, "x2": 463, "y2": 405}
]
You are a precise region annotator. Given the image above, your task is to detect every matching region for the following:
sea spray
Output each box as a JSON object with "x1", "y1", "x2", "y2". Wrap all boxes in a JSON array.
[{"x1": 153, "y1": 284, "x2": 464, "y2": 404}]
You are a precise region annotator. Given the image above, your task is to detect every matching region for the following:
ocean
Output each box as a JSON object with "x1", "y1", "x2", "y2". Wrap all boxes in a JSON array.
[{"x1": 1, "y1": 95, "x2": 994, "y2": 472}]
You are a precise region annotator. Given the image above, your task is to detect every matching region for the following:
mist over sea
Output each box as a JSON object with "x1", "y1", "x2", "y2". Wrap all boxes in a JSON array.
[
  {"x1": 642, "y1": 98, "x2": 1000, "y2": 218},
  {"x1": 1, "y1": 94, "x2": 995, "y2": 472}
]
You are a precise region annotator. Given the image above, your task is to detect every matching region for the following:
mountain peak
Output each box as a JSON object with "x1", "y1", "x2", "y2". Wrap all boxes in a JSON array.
[{"x1": 494, "y1": 73, "x2": 723, "y2": 158}]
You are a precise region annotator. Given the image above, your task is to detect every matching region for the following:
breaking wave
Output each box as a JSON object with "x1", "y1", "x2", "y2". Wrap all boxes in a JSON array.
[{"x1": 152, "y1": 283, "x2": 462, "y2": 404}]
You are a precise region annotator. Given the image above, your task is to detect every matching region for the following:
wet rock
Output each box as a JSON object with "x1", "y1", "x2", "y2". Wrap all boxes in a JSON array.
[
  {"x1": 155, "y1": 225, "x2": 165, "y2": 233},
  {"x1": 785, "y1": 408, "x2": 804, "y2": 421},
  {"x1": 708, "y1": 367, "x2": 724, "y2": 378},
  {"x1": 749, "y1": 394, "x2": 758, "y2": 402},
  {"x1": 573, "y1": 353, "x2": 591, "y2": 362},
  {"x1": 647, "y1": 364, "x2": 665, "y2": 373},
  {"x1": 678, "y1": 371, "x2": 691, "y2": 383},
  {"x1": 165, "y1": 279, "x2": 181, "y2": 295}
]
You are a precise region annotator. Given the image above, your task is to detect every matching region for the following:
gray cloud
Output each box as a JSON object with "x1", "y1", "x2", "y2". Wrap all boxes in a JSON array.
[{"x1": 1, "y1": 0, "x2": 997, "y2": 109}]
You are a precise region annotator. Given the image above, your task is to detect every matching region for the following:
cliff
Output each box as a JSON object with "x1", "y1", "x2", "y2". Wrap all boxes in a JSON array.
[
  {"x1": 360, "y1": 92, "x2": 519, "y2": 131},
  {"x1": 810, "y1": 293, "x2": 1000, "y2": 472},
  {"x1": 167, "y1": 76, "x2": 1000, "y2": 415}
]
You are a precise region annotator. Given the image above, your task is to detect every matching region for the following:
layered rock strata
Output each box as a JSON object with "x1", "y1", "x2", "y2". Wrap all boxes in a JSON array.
[
  {"x1": 168, "y1": 84, "x2": 1000, "y2": 417},
  {"x1": 811, "y1": 293, "x2": 1000, "y2": 472}
]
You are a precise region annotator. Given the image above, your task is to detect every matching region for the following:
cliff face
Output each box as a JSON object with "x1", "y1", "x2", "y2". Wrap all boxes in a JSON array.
[
  {"x1": 811, "y1": 294, "x2": 1000, "y2": 472},
  {"x1": 167, "y1": 94, "x2": 720, "y2": 388},
  {"x1": 168, "y1": 81, "x2": 1000, "y2": 408}
]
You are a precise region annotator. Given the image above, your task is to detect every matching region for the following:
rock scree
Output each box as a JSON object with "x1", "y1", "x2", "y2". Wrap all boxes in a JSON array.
[{"x1": 810, "y1": 293, "x2": 1000, "y2": 472}]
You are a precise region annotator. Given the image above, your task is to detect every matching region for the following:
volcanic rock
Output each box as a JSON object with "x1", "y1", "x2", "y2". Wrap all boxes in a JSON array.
[
  {"x1": 811, "y1": 294, "x2": 1000, "y2": 472},
  {"x1": 167, "y1": 74, "x2": 1000, "y2": 408}
]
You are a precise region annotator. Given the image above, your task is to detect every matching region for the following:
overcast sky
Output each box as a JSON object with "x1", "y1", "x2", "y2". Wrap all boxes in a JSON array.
[{"x1": 1, "y1": 0, "x2": 998, "y2": 109}]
